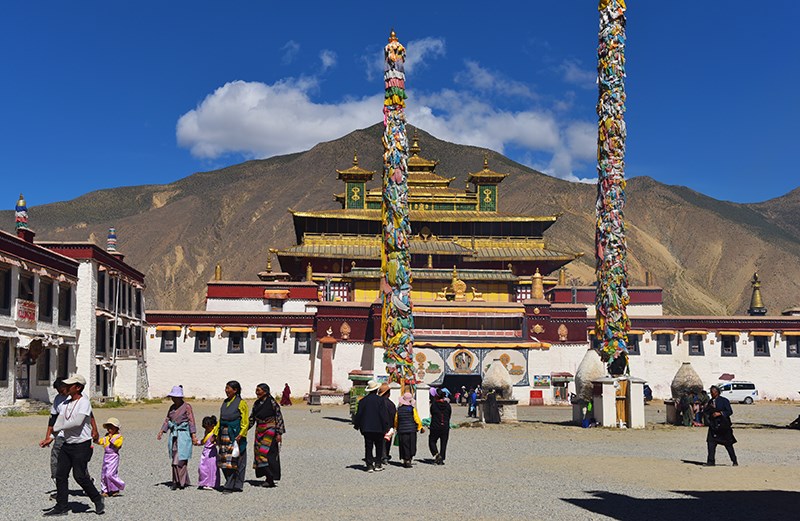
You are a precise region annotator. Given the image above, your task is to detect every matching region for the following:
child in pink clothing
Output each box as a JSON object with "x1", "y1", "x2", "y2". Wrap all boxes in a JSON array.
[
  {"x1": 97, "y1": 418, "x2": 125, "y2": 497},
  {"x1": 197, "y1": 416, "x2": 219, "y2": 490}
]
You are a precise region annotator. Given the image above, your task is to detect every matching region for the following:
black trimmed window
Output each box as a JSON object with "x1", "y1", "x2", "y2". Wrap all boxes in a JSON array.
[
  {"x1": 228, "y1": 332, "x2": 244, "y2": 354},
  {"x1": 0, "y1": 265, "x2": 11, "y2": 315},
  {"x1": 135, "y1": 289, "x2": 143, "y2": 317},
  {"x1": 627, "y1": 334, "x2": 640, "y2": 355},
  {"x1": 195, "y1": 332, "x2": 211, "y2": 353},
  {"x1": 97, "y1": 271, "x2": 106, "y2": 308},
  {"x1": 688, "y1": 335, "x2": 704, "y2": 356},
  {"x1": 294, "y1": 333, "x2": 311, "y2": 354},
  {"x1": 160, "y1": 331, "x2": 177, "y2": 353},
  {"x1": 58, "y1": 284, "x2": 72, "y2": 326},
  {"x1": 18, "y1": 273, "x2": 35, "y2": 301},
  {"x1": 261, "y1": 332, "x2": 278, "y2": 353},
  {"x1": 721, "y1": 335, "x2": 737, "y2": 357},
  {"x1": 39, "y1": 279, "x2": 53, "y2": 322},
  {"x1": 656, "y1": 334, "x2": 672, "y2": 354},
  {"x1": 787, "y1": 336, "x2": 800, "y2": 358},
  {"x1": 96, "y1": 317, "x2": 107, "y2": 355},
  {"x1": 37, "y1": 349, "x2": 50, "y2": 382},
  {"x1": 0, "y1": 338, "x2": 9, "y2": 382},
  {"x1": 754, "y1": 337, "x2": 770, "y2": 357},
  {"x1": 57, "y1": 347, "x2": 69, "y2": 379}
]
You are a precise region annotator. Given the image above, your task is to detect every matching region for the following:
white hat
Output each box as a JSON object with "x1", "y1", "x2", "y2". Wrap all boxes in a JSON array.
[
  {"x1": 167, "y1": 385, "x2": 184, "y2": 398},
  {"x1": 102, "y1": 417, "x2": 120, "y2": 429},
  {"x1": 365, "y1": 380, "x2": 380, "y2": 392},
  {"x1": 62, "y1": 374, "x2": 86, "y2": 386}
]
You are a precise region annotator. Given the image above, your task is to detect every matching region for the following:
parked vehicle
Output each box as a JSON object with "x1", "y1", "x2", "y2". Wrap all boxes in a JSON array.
[{"x1": 717, "y1": 381, "x2": 759, "y2": 404}]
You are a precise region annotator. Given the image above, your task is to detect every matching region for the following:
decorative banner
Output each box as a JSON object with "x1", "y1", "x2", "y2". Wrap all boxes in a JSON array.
[
  {"x1": 533, "y1": 375, "x2": 552, "y2": 388},
  {"x1": 380, "y1": 30, "x2": 417, "y2": 390},
  {"x1": 15, "y1": 194, "x2": 28, "y2": 230},
  {"x1": 594, "y1": 0, "x2": 630, "y2": 372},
  {"x1": 16, "y1": 299, "x2": 37, "y2": 327},
  {"x1": 482, "y1": 350, "x2": 529, "y2": 386}
]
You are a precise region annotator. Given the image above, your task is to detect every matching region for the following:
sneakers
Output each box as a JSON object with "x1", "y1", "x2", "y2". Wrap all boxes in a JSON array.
[
  {"x1": 374, "y1": 465, "x2": 384, "y2": 472},
  {"x1": 433, "y1": 454, "x2": 442, "y2": 465},
  {"x1": 43, "y1": 508, "x2": 69, "y2": 517},
  {"x1": 403, "y1": 460, "x2": 412, "y2": 468},
  {"x1": 366, "y1": 464, "x2": 374, "y2": 473},
  {"x1": 93, "y1": 497, "x2": 105, "y2": 515}
]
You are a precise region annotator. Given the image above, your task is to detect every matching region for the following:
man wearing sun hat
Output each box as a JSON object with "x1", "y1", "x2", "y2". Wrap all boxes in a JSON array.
[
  {"x1": 352, "y1": 380, "x2": 390, "y2": 473},
  {"x1": 45, "y1": 374, "x2": 105, "y2": 516}
]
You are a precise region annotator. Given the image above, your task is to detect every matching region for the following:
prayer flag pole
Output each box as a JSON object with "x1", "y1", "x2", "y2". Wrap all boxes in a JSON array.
[
  {"x1": 381, "y1": 30, "x2": 417, "y2": 392},
  {"x1": 595, "y1": 0, "x2": 630, "y2": 374}
]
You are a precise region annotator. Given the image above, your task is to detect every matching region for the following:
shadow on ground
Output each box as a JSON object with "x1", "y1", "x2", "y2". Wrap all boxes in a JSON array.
[
  {"x1": 323, "y1": 416, "x2": 352, "y2": 424},
  {"x1": 562, "y1": 490, "x2": 797, "y2": 520}
]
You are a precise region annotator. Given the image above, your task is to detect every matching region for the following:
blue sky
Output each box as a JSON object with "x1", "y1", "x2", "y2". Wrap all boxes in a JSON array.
[{"x1": 1, "y1": 1, "x2": 798, "y2": 207}]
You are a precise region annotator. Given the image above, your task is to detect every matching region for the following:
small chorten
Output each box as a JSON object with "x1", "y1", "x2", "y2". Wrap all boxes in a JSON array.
[
  {"x1": 532, "y1": 268, "x2": 544, "y2": 300},
  {"x1": 107, "y1": 227, "x2": 118, "y2": 253},
  {"x1": 558, "y1": 267, "x2": 567, "y2": 286},
  {"x1": 747, "y1": 273, "x2": 767, "y2": 316},
  {"x1": 214, "y1": 263, "x2": 222, "y2": 281}
]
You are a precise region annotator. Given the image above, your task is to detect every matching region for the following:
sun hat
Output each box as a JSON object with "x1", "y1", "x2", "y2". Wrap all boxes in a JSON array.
[
  {"x1": 102, "y1": 417, "x2": 120, "y2": 429},
  {"x1": 365, "y1": 380, "x2": 380, "y2": 392},
  {"x1": 378, "y1": 383, "x2": 391, "y2": 396},
  {"x1": 62, "y1": 374, "x2": 86, "y2": 386},
  {"x1": 167, "y1": 385, "x2": 184, "y2": 398},
  {"x1": 429, "y1": 387, "x2": 438, "y2": 397},
  {"x1": 399, "y1": 392, "x2": 415, "y2": 407}
]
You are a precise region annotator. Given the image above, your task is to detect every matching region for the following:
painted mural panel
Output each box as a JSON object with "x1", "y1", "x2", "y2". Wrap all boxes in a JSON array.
[
  {"x1": 481, "y1": 349, "x2": 529, "y2": 386},
  {"x1": 445, "y1": 349, "x2": 480, "y2": 375},
  {"x1": 414, "y1": 348, "x2": 445, "y2": 386}
]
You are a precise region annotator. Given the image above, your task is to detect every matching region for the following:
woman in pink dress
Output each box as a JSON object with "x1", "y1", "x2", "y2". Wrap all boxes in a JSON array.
[
  {"x1": 197, "y1": 416, "x2": 220, "y2": 490},
  {"x1": 97, "y1": 417, "x2": 125, "y2": 496}
]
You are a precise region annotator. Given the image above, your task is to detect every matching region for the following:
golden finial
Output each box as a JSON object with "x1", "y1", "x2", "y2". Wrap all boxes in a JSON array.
[
  {"x1": 17, "y1": 193, "x2": 25, "y2": 207},
  {"x1": 353, "y1": 150, "x2": 359, "y2": 166},
  {"x1": 389, "y1": 29, "x2": 397, "y2": 42},
  {"x1": 427, "y1": 254, "x2": 433, "y2": 268},
  {"x1": 532, "y1": 268, "x2": 544, "y2": 299},
  {"x1": 558, "y1": 267, "x2": 567, "y2": 286},
  {"x1": 483, "y1": 152, "x2": 489, "y2": 170},
  {"x1": 410, "y1": 129, "x2": 420, "y2": 155},
  {"x1": 306, "y1": 262, "x2": 313, "y2": 281},
  {"x1": 266, "y1": 253, "x2": 272, "y2": 273},
  {"x1": 214, "y1": 263, "x2": 221, "y2": 281}
]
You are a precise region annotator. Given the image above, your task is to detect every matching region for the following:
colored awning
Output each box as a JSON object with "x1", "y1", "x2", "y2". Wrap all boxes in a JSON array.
[
  {"x1": 290, "y1": 327, "x2": 314, "y2": 333},
  {"x1": 155, "y1": 325, "x2": 182, "y2": 331},
  {"x1": 652, "y1": 330, "x2": 676, "y2": 335},
  {"x1": 263, "y1": 290, "x2": 290, "y2": 299},
  {"x1": 749, "y1": 331, "x2": 774, "y2": 337},
  {"x1": 628, "y1": 330, "x2": 645, "y2": 335},
  {"x1": 683, "y1": 330, "x2": 708, "y2": 336},
  {"x1": 717, "y1": 331, "x2": 741, "y2": 337},
  {"x1": 221, "y1": 326, "x2": 249, "y2": 333},
  {"x1": 782, "y1": 331, "x2": 800, "y2": 337},
  {"x1": 189, "y1": 326, "x2": 216, "y2": 332},
  {"x1": 256, "y1": 327, "x2": 283, "y2": 333}
]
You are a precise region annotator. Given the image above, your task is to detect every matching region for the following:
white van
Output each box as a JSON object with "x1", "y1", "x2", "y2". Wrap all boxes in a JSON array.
[{"x1": 717, "y1": 381, "x2": 759, "y2": 404}]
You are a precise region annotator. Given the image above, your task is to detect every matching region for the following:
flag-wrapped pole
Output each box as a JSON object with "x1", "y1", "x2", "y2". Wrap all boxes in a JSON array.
[
  {"x1": 381, "y1": 30, "x2": 416, "y2": 392},
  {"x1": 595, "y1": 0, "x2": 630, "y2": 373}
]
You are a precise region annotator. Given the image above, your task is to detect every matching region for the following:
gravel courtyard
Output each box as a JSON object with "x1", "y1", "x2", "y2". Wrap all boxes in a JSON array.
[{"x1": 3, "y1": 401, "x2": 799, "y2": 520}]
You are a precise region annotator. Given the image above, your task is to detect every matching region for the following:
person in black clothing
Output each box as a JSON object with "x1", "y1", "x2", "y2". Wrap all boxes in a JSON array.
[
  {"x1": 353, "y1": 380, "x2": 390, "y2": 473},
  {"x1": 704, "y1": 385, "x2": 738, "y2": 466},
  {"x1": 395, "y1": 392, "x2": 424, "y2": 468},
  {"x1": 429, "y1": 389, "x2": 452, "y2": 465},
  {"x1": 378, "y1": 383, "x2": 396, "y2": 464}
]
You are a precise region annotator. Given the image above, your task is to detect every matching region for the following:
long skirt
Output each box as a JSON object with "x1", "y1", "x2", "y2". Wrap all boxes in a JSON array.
[
  {"x1": 398, "y1": 431, "x2": 417, "y2": 461},
  {"x1": 197, "y1": 442, "x2": 219, "y2": 488},
  {"x1": 253, "y1": 423, "x2": 281, "y2": 480},
  {"x1": 170, "y1": 439, "x2": 190, "y2": 487},
  {"x1": 101, "y1": 448, "x2": 125, "y2": 494}
]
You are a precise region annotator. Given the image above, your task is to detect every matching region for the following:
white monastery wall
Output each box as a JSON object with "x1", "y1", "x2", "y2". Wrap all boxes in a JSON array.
[
  {"x1": 113, "y1": 359, "x2": 142, "y2": 400},
  {"x1": 74, "y1": 261, "x2": 97, "y2": 395}
]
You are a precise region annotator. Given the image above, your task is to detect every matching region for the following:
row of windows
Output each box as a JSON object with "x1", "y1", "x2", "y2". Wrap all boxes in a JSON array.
[
  {"x1": 95, "y1": 318, "x2": 144, "y2": 355},
  {"x1": 592, "y1": 334, "x2": 800, "y2": 358},
  {"x1": 160, "y1": 331, "x2": 312, "y2": 355},
  {"x1": 97, "y1": 271, "x2": 143, "y2": 318},
  {"x1": 1, "y1": 266, "x2": 73, "y2": 325}
]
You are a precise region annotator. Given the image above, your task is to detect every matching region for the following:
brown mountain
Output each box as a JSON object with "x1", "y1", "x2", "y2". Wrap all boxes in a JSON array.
[{"x1": 4, "y1": 123, "x2": 799, "y2": 316}]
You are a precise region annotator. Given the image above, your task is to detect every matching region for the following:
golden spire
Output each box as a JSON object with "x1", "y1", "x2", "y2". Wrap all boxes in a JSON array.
[
  {"x1": 410, "y1": 129, "x2": 420, "y2": 155},
  {"x1": 266, "y1": 252, "x2": 272, "y2": 273},
  {"x1": 427, "y1": 254, "x2": 433, "y2": 268},
  {"x1": 389, "y1": 29, "x2": 397, "y2": 42},
  {"x1": 17, "y1": 193, "x2": 25, "y2": 207},
  {"x1": 558, "y1": 267, "x2": 567, "y2": 286},
  {"x1": 532, "y1": 268, "x2": 544, "y2": 300},
  {"x1": 353, "y1": 150, "x2": 359, "y2": 167},
  {"x1": 306, "y1": 262, "x2": 313, "y2": 282},
  {"x1": 483, "y1": 152, "x2": 489, "y2": 170},
  {"x1": 748, "y1": 272, "x2": 767, "y2": 315},
  {"x1": 214, "y1": 263, "x2": 221, "y2": 281}
]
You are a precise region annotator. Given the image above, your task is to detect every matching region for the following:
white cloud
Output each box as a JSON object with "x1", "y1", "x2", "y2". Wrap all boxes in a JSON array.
[
  {"x1": 559, "y1": 59, "x2": 596, "y2": 89},
  {"x1": 281, "y1": 40, "x2": 300, "y2": 64},
  {"x1": 363, "y1": 36, "x2": 446, "y2": 81},
  {"x1": 455, "y1": 60, "x2": 536, "y2": 99},
  {"x1": 319, "y1": 50, "x2": 337, "y2": 71}
]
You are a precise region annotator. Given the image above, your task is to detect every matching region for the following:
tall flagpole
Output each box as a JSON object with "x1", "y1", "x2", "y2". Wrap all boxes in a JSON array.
[
  {"x1": 381, "y1": 31, "x2": 416, "y2": 391},
  {"x1": 595, "y1": 0, "x2": 630, "y2": 373}
]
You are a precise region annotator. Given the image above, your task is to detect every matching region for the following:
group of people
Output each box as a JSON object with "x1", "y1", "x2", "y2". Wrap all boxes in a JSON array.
[
  {"x1": 352, "y1": 381, "x2": 452, "y2": 472},
  {"x1": 453, "y1": 386, "x2": 480, "y2": 418},
  {"x1": 677, "y1": 389, "x2": 710, "y2": 427},
  {"x1": 39, "y1": 377, "x2": 288, "y2": 516}
]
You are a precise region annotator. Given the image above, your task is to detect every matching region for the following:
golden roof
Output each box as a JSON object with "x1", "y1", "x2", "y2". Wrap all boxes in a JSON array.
[
  {"x1": 467, "y1": 154, "x2": 509, "y2": 184},
  {"x1": 290, "y1": 208, "x2": 559, "y2": 223},
  {"x1": 336, "y1": 151, "x2": 375, "y2": 180}
]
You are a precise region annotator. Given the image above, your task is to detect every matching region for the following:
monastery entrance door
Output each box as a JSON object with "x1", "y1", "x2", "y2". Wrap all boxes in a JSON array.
[{"x1": 442, "y1": 374, "x2": 482, "y2": 399}]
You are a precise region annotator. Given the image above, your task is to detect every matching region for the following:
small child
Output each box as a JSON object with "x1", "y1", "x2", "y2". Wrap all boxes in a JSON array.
[
  {"x1": 97, "y1": 417, "x2": 125, "y2": 497},
  {"x1": 197, "y1": 416, "x2": 220, "y2": 490}
]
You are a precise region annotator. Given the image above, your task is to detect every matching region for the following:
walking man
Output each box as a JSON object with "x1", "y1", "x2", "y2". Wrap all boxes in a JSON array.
[
  {"x1": 353, "y1": 380, "x2": 389, "y2": 473},
  {"x1": 44, "y1": 375, "x2": 105, "y2": 516},
  {"x1": 704, "y1": 385, "x2": 738, "y2": 467}
]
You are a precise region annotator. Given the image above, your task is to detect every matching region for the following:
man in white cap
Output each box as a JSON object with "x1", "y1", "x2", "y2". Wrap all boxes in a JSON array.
[
  {"x1": 44, "y1": 374, "x2": 105, "y2": 517},
  {"x1": 352, "y1": 380, "x2": 390, "y2": 473}
]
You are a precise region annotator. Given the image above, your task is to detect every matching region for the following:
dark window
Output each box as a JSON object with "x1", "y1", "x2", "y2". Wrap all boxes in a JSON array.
[
  {"x1": 733, "y1": 383, "x2": 755, "y2": 391},
  {"x1": 134, "y1": 326, "x2": 142, "y2": 350},
  {"x1": 108, "y1": 280, "x2": 116, "y2": 312},
  {"x1": 58, "y1": 284, "x2": 72, "y2": 326},
  {"x1": 787, "y1": 337, "x2": 800, "y2": 358},
  {"x1": 195, "y1": 332, "x2": 211, "y2": 353},
  {"x1": 135, "y1": 289, "x2": 142, "y2": 317},
  {"x1": 95, "y1": 365, "x2": 102, "y2": 391},
  {"x1": 627, "y1": 334, "x2": 640, "y2": 355},
  {"x1": 656, "y1": 334, "x2": 672, "y2": 354},
  {"x1": 96, "y1": 317, "x2": 107, "y2": 355},
  {"x1": 261, "y1": 332, "x2": 278, "y2": 353},
  {"x1": 721, "y1": 335, "x2": 737, "y2": 357},
  {"x1": 18, "y1": 274, "x2": 35, "y2": 301},
  {"x1": 160, "y1": 331, "x2": 177, "y2": 353},
  {"x1": 228, "y1": 333, "x2": 244, "y2": 354},
  {"x1": 57, "y1": 347, "x2": 69, "y2": 379},
  {"x1": 0, "y1": 339, "x2": 9, "y2": 382},
  {"x1": 294, "y1": 333, "x2": 311, "y2": 354},
  {"x1": 754, "y1": 337, "x2": 770, "y2": 357},
  {"x1": 0, "y1": 266, "x2": 11, "y2": 315},
  {"x1": 97, "y1": 271, "x2": 106, "y2": 308},
  {"x1": 688, "y1": 334, "x2": 704, "y2": 356},
  {"x1": 38, "y1": 279, "x2": 53, "y2": 322},
  {"x1": 37, "y1": 349, "x2": 50, "y2": 382}
]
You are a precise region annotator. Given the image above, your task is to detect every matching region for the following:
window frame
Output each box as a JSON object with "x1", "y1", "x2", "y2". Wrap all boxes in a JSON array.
[
  {"x1": 0, "y1": 339, "x2": 9, "y2": 383},
  {"x1": 36, "y1": 348, "x2": 51, "y2": 383},
  {"x1": 194, "y1": 332, "x2": 211, "y2": 353},
  {"x1": 38, "y1": 278, "x2": 53, "y2": 322},
  {"x1": 753, "y1": 337, "x2": 770, "y2": 357},
  {"x1": 627, "y1": 334, "x2": 640, "y2": 356},
  {"x1": 261, "y1": 332, "x2": 278, "y2": 353},
  {"x1": 227, "y1": 332, "x2": 244, "y2": 354},
  {"x1": 787, "y1": 336, "x2": 800, "y2": 358},
  {"x1": 687, "y1": 334, "x2": 704, "y2": 356},
  {"x1": 0, "y1": 265, "x2": 11, "y2": 315},
  {"x1": 721, "y1": 335, "x2": 738, "y2": 357},
  {"x1": 294, "y1": 332, "x2": 311, "y2": 354},
  {"x1": 160, "y1": 331, "x2": 177, "y2": 353},
  {"x1": 18, "y1": 273, "x2": 35, "y2": 301},
  {"x1": 57, "y1": 347, "x2": 69, "y2": 379},
  {"x1": 58, "y1": 284, "x2": 72, "y2": 327},
  {"x1": 656, "y1": 334, "x2": 672, "y2": 355},
  {"x1": 97, "y1": 271, "x2": 106, "y2": 308}
]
